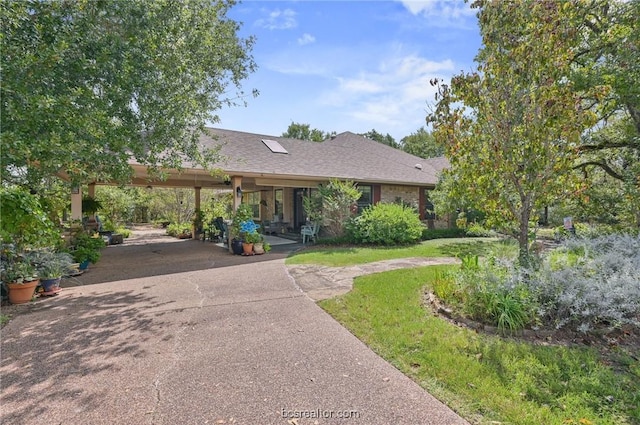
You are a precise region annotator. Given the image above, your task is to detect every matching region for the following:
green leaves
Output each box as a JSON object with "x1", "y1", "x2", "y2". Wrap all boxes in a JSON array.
[
  {"x1": 1, "y1": 0, "x2": 257, "y2": 186},
  {"x1": 0, "y1": 187, "x2": 58, "y2": 250},
  {"x1": 428, "y1": 1, "x2": 599, "y2": 257}
]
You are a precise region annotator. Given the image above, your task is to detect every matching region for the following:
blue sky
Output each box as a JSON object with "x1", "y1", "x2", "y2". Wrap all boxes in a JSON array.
[{"x1": 215, "y1": 1, "x2": 482, "y2": 142}]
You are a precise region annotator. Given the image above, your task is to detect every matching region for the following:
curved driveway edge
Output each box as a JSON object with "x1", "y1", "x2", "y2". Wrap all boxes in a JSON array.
[{"x1": 1, "y1": 230, "x2": 468, "y2": 425}]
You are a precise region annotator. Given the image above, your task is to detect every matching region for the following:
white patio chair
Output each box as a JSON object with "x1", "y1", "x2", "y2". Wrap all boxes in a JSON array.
[{"x1": 301, "y1": 222, "x2": 320, "y2": 244}]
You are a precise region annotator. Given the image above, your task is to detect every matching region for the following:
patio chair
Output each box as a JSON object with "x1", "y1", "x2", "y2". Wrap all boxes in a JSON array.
[
  {"x1": 301, "y1": 221, "x2": 320, "y2": 244},
  {"x1": 213, "y1": 217, "x2": 228, "y2": 244}
]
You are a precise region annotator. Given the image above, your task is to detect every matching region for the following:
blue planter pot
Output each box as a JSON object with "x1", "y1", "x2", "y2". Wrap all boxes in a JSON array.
[
  {"x1": 79, "y1": 260, "x2": 90, "y2": 270},
  {"x1": 40, "y1": 277, "x2": 62, "y2": 294},
  {"x1": 231, "y1": 239, "x2": 244, "y2": 255}
]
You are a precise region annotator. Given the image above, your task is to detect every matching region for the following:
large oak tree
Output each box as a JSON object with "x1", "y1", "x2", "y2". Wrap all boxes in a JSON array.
[{"x1": 1, "y1": 0, "x2": 257, "y2": 187}]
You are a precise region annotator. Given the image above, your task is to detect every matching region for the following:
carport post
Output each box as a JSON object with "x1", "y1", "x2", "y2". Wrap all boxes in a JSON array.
[
  {"x1": 229, "y1": 176, "x2": 242, "y2": 253},
  {"x1": 71, "y1": 186, "x2": 82, "y2": 221}
]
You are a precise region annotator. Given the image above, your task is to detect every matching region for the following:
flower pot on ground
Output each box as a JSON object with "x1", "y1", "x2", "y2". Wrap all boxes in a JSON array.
[
  {"x1": 1, "y1": 253, "x2": 40, "y2": 304},
  {"x1": 7, "y1": 279, "x2": 39, "y2": 304},
  {"x1": 28, "y1": 251, "x2": 73, "y2": 295},
  {"x1": 40, "y1": 277, "x2": 61, "y2": 294},
  {"x1": 231, "y1": 238, "x2": 244, "y2": 255},
  {"x1": 239, "y1": 220, "x2": 262, "y2": 256},
  {"x1": 253, "y1": 242, "x2": 264, "y2": 254},
  {"x1": 242, "y1": 242, "x2": 254, "y2": 255},
  {"x1": 229, "y1": 204, "x2": 255, "y2": 254}
]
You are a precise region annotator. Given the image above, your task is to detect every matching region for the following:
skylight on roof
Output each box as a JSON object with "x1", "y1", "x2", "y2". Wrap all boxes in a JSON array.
[{"x1": 262, "y1": 139, "x2": 288, "y2": 154}]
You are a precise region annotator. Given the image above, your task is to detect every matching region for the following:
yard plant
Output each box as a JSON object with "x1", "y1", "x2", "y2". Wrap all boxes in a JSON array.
[
  {"x1": 319, "y1": 265, "x2": 639, "y2": 425},
  {"x1": 289, "y1": 237, "x2": 640, "y2": 424},
  {"x1": 348, "y1": 202, "x2": 423, "y2": 245}
]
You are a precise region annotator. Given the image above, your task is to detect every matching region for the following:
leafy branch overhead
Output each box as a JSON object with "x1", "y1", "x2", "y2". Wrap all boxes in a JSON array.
[{"x1": 1, "y1": 0, "x2": 257, "y2": 186}]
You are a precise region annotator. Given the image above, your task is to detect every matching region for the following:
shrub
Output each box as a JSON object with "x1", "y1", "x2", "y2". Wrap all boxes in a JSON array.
[
  {"x1": 431, "y1": 270, "x2": 459, "y2": 304},
  {"x1": 421, "y1": 227, "x2": 467, "y2": 240},
  {"x1": 0, "y1": 187, "x2": 59, "y2": 249},
  {"x1": 166, "y1": 222, "x2": 191, "y2": 237},
  {"x1": 349, "y1": 203, "x2": 424, "y2": 245},
  {"x1": 440, "y1": 233, "x2": 640, "y2": 334},
  {"x1": 453, "y1": 255, "x2": 537, "y2": 333},
  {"x1": 531, "y1": 233, "x2": 640, "y2": 332},
  {"x1": 465, "y1": 222, "x2": 497, "y2": 237}
]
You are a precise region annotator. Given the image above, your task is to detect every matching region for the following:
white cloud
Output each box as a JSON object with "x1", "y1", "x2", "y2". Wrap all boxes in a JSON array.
[
  {"x1": 396, "y1": 0, "x2": 476, "y2": 29},
  {"x1": 399, "y1": 0, "x2": 475, "y2": 18},
  {"x1": 322, "y1": 54, "x2": 455, "y2": 135},
  {"x1": 297, "y1": 33, "x2": 316, "y2": 45},
  {"x1": 255, "y1": 8, "x2": 297, "y2": 30}
]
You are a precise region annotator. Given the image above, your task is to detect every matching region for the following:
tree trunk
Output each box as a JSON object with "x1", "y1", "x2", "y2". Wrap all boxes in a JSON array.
[{"x1": 518, "y1": 208, "x2": 531, "y2": 266}]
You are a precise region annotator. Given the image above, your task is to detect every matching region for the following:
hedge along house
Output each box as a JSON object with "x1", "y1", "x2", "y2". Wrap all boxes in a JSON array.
[{"x1": 70, "y1": 128, "x2": 450, "y2": 231}]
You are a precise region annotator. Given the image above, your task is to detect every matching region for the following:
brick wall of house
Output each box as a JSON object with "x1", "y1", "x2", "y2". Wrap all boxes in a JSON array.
[
  {"x1": 380, "y1": 185, "x2": 420, "y2": 209},
  {"x1": 380, "y1": 184, "x2": 453, "y2": 229}
]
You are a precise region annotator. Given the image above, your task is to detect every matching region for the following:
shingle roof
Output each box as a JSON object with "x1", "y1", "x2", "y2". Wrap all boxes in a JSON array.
[{"x1": 203, "y1": 128, "x2": 445, "y2": 186}]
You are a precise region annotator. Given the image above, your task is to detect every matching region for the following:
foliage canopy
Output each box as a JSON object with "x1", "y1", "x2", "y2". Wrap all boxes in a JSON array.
[
  {"x1": 1, "y1": 0, "x2": 257, "y2": 186},
  {"x1": 428, "y1": 0, "x2": 601, "y2": 260}
]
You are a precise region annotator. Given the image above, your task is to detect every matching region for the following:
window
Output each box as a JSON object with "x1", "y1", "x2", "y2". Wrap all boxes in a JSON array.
[
  {"x1": 357, "y1": 185, "x2": 373, "y2": 213},
  {"x1": 243, "y1": 191, "x2": 261, "y2": 219},
  {"x1": 274, "y1": 189, "x2": 283, "y2": 220}
]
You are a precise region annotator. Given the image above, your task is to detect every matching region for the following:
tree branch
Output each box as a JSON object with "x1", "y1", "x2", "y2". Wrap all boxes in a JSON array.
[
  {"x1": 579, "y1": 141, "x2": 638, "y2": 151},
  {"x1": 574, "y1": 161, "x2": 624, "y2": 181}
]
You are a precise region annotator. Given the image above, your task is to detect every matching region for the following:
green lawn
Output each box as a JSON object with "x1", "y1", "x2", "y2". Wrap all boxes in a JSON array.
[
  {"x1": 286, "y1": 237, "x2": 503, "y2": 266},
  {"x1": 289, "y1": 240, "x2": 640, "y2": 424}
]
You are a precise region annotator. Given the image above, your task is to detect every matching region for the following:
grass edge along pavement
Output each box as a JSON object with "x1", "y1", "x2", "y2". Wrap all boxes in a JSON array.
[
  {"x1": 318, "y1": 265, "x2": 640, "y2": 425},
  {"x1": 286, "y1": 239, "x2": 640, "y2": 425},
  {"x1": 285, "y1": 237, "x2": 501, "y2": 267}
]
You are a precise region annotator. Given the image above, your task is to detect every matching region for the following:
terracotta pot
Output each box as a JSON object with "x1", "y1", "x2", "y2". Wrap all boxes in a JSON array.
[
  {"x1": 242, "y1": 242, "x2": 254, "y2": 255},
  {"x1": 8, "y1": 280, "x2": 39, "y2": 304}
]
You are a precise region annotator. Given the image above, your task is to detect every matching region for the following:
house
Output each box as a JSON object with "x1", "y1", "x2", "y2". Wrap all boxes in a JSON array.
[{"x1": 75, "y1": 128, "x2": 450, "y2": 229}]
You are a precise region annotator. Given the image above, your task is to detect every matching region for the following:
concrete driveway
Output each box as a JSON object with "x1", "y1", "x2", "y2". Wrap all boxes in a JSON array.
[{"x1": 1, "y1": 227, "x2": 467, "y2": 424}]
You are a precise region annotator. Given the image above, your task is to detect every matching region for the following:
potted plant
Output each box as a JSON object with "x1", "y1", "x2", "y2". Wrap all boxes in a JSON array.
[
  {"x1": 240, "y1": 221, "x2": 261, "y2": 255},
  {"x1": 230, "y1": 204, "x2": 254, "y2": 255},
  {"x1": 71, "y1": 233, "x2": 105, "y2": 270},
  {"x1": 29, "y1": 251, "x2": 74, "y2": 294},
  {"x1": 1, "y1": 249, "x2": 39, "y2": 304}
]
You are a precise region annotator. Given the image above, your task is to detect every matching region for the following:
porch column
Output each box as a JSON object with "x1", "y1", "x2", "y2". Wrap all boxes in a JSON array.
[
  {"x1": 87, "y1": 182, "x2": 96, "y2": 198},
  {"x1": 71, "y1": 186, "x2": 82, "y2": 221},
  {"x1": 231, "y1": 175, "x2": 242, "y2": 212},
  {"x1": 229, "y1": 176, "x2": 242, "y2": 253}
]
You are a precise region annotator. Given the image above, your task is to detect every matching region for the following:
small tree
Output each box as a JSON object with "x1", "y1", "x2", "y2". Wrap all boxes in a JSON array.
[
  {"x1": 427, "y1": 1, "x2": 600, "y2": 263},
  {"x1": 305, "y1": 179, "x2": 361, "y2": 237}
]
